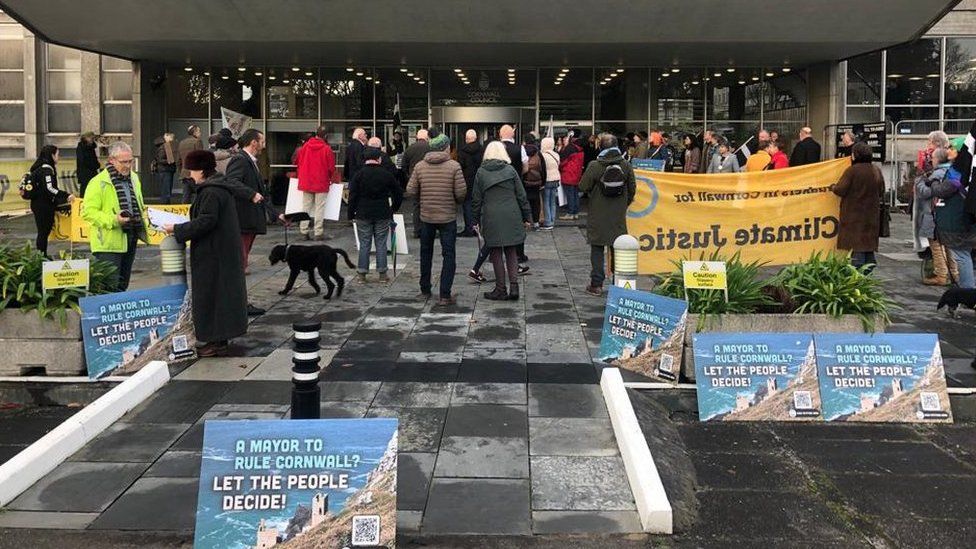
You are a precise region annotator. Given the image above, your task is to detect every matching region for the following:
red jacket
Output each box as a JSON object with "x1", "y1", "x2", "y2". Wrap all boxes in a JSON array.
[
  {"x1": 559, "y1": 144, "x2": 584, "y2": 186},
  {"x1": 296, "y1": 137, "x2": 336, "y2": 193},
  {"x1": 768, "y1": 150, "x2": 789, "y2": 170}
]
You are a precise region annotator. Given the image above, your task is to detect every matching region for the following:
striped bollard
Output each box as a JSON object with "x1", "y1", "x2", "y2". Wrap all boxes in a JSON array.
[{"x1": 291, "y1": 321, "x2": 322, "y2": 419}]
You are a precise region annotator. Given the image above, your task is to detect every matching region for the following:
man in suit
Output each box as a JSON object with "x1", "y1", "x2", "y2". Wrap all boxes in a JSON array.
[
  {"x1": 790, "y1": 126, "x2": 822, "y2": 167},
  {"x1": 344, "y1": 127, "x2": 368, "y2": 184},
  {"x1": 226, "y1": 128, "x2": 284, "y2": 315}
]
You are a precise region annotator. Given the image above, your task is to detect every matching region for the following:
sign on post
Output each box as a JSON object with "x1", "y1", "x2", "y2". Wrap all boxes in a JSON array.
[
  {"x1": 42, "y1": 259, "x2": 89, "y2": 292},
  {"x1": 682, "y1": 260, "x2": 727, "y2": 302},
  {"x1": 193, "y1": 419, "x2": 398, "y2": 549}
]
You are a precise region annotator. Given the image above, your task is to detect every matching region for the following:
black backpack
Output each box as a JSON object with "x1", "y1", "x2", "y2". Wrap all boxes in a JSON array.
[
  {"x1": 18, "y1": 164, "x2": 52, "y2": 200},
  {"x1": 599, "y1": 163, "x2": 626, "y2": 197}
]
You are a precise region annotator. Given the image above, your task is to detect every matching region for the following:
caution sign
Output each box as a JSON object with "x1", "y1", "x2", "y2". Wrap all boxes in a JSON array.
[
  {"x1": 42, "y1": 259, "x2": 90, "y2": 292},
  {"x1": 682, "y1": 261, "x2": 727, "y2": 290}
]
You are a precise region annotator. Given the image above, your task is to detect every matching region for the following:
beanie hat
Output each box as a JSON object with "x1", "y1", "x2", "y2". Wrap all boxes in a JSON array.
[
  {"x1": 215, "y1": 134, "x2": 237, "y2": 150},
  {"x1": 429, "y1": 134, "x2": 450, "y2": 151},
  {"x1": 218, "y1": 128, "x2": 233, "y2": 138},
  {"x1": 364, "y1": 146, "x2": 382, "y2": 161},
  {"x1": 949, "y1": 136, "x2": 965, "y2": 151},
  {"x1": 184, "y1": 149, "x2": 217, "y2": 172}
]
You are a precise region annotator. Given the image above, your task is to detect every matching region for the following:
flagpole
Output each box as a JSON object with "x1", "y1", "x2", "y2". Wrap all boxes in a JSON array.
[{"x1": 733, "y1": 135, "x2": 755, "y2": 155}]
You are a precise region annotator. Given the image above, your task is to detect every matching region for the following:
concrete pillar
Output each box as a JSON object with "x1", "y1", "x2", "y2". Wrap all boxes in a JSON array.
[
  {"x1": 136, "y1": 61, "x2": 167, "y2": 185},
  {"x1": 22, "y1": 30, "x2": 40, "y2": 159},
  {"x1": 807, "y1": 61, "x2": 844, "y2": 157},
  {"x1": 80, "y1": 52, "x2": 101, "y2": 135}
]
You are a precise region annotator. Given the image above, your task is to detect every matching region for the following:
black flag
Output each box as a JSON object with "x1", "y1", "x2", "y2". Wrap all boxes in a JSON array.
[
  {"x1": 392, "y1": 92, "x2": 401, "y2": 132},
  {"x1": 954, "y1": 115, "x2": 976, "y2": 219}
]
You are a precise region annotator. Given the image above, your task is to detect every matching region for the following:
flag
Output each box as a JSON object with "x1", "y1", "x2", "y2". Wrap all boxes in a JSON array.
[
  {"x1": 220, "y1": 107, "x2": 251, "y2": 139},
  {"x1": 956, "y1": 115, "x2": 976, "y2": 218},
  {"x1": 392, "y1": 92, "x2": 401, "y2": 132},
  {"x1": 546, "y1": 115, "x2": 554, "y2": 138},
  {"x1": 734, "y1": 136, "x2": 754, "y2": 167}
]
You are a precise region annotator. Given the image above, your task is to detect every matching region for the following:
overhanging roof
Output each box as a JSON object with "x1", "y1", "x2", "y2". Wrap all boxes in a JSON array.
[{"x1": 0, "y1": 0, "x2": 959, "y2": 67}]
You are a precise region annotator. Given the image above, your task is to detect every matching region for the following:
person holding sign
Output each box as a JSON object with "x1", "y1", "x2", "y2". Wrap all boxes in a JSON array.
[{"x1": 163, "y1": 150, "x2": 248, "y2": 357}]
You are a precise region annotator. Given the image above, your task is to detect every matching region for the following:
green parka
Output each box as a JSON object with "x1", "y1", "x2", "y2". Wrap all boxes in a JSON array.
[
  {"x1": 471, "y1": 159, "x2": 531, "y2": 247},
  {"x1": 578, "y1": 150, "x2": 637, "y2": 246}
]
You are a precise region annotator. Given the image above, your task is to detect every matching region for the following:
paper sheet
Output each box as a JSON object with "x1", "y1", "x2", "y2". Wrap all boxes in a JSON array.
[
  {"x1": 147, "y1": 207, "x2": 189, "y2": 229},
  {"x1": 557, "y1": 184, "x2": 567, "y2": 207},
  {"x1": 285, "y1": 177, "x2": 305, "y2": 216},
  {"x1": 352, "y1": 214, "x2": 408, "y2": 255},
  {"x1": 323, "y1": 183, "x2": 344, "y2": 221}
]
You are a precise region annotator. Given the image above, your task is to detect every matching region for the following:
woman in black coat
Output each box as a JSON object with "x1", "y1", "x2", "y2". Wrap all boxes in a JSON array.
[
  {"x1": 29, "y1": 144, "x2": 73, "y2": 257},
  {"x1": 75, "y1": 132, "x2": 100, "y2": 197},
  {"x1": 163, "y1": 150, "x2": 248, "y2": 357}
]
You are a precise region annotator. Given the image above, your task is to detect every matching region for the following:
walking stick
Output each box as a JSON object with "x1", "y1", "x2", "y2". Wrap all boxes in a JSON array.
[{"x1": 391, "y1": 219, "x2": 398, "y2": 276}]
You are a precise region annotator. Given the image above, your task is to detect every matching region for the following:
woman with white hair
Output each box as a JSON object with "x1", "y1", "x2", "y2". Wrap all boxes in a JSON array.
[
  {"x1": 471, "y1": 141, "x2": 532, "y2": 300},
  {"x1": 917, "y1": 131, "x2": 949, "y2": 176},
  {"x1": 540, "y1": 137, "x2": 561, "y2": 229}
]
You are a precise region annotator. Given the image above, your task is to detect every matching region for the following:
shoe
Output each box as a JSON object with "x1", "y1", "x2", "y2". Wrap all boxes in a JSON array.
[
  {"x1": 436, "y1": 295, "x2": 457, "y2": 307},
  {"x1": 247, "y1": 303, "x2": 266, "y2": 316},
  {"x1": 378, "y1": 272, "x2": 390, "y2": 282},
  {"x1": 459, "y1": 230, "x2": 477, "y2": 237},
  {"x1": 468, "y1": 270, "x2": 487, "y2": 283},
  {"x1": 517, "y1": 265, "x2": 530, "y2": 275},
  {"x1": 197, "y1": 341, "x2": 229, "y2": 357},
  {"x1": 355, "y1": 273, "x2": 367, "y2": 284},
  {"x1": 417, "y1": 291, "x2": 432, "y2": 300},
  {"x1": 517, "y1": 255, "x2": 529, "y2": 263},
  {"x1": 584, "y1": 285, "x2": 603, "y2": 297},
  {"x1": 532, "y1": 223, "x2": 539, "y2": 230},
  {"x1": 558, "y1": 213, "x2": 574, "y2": 221},
  {"x1": 922, "y1": 276, "x2": 948, "y2": 286},
  {"x1": 483, "y1": 288, "x2": 508, "y2": 300},
  {"x1": 507, "y1": 283, "x2": 520, "y2": 301},
  {"x1": 540, "y1": 225, "x2": 554, "y2": 231}
]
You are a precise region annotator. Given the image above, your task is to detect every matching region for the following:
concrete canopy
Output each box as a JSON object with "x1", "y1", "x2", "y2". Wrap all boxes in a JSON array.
[{"x1": 0, "y1": 0, "x2": 958, "y2": 67}]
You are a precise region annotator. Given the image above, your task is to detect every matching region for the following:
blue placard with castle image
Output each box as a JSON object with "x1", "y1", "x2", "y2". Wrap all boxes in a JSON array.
[
  {"x1": 814, "y1": 333, "x2": 952, "y2": 423},
  {"x1": 694, "y1": 333, "x2": 822, "y2": 422},
  {"x1": 193, "y1": 419, "x2": 398, "y2": 549},
  {"x1": 598, "y1": 286, "x2": 688, "y2": 383}
]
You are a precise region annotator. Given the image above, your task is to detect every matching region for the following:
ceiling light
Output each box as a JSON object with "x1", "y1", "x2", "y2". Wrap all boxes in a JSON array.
[
  {"x1": 355, "y1": 71, "x2": 363, "y2": 76},
  {"x1": 554, "y1": 81, "x2": 562, "y2": 86},
  {"x1": 375, "y1": 80, "x2": 380, "y2": 84},
  {"x1": 615, "y1": 69, "x2": 624, "y2": 74},
  {"x1": 221, "y1": 75, "x2": 229, "y2": 80},
  {"x1": 268, "y1": 75, "x2": 276, "y2": 80},
  {"x1": 782, "y1": 67, "x2": 791, "y2": 73},
  {"x1": 714, "y1": 72, "x2": 721, "y2": 77},
  {"x1": 887, "y1": 73, "x2": 903, "y2": 78},
  {"x1": 751, "y1": 76, "x2": 759, "y2": 81},
  {"x1": 926, "y1": 73, "x2": 940, "y2": 78},
  {"x1": 738, "y1": 80, "x2": 745, "y2": 85},
  {"x1": 305, "y1": 71, "x2": 313, "y2": 76},
  {"x1": 346, "y1": 67, "x2": 354, "y2": 72},
  {"x1": 508, "y1": 68, "x2": 515, "y2": 72},
  {"x1": 454, "y1": 68, "x2": 462, "y2": 73},
  {"x1": 237, "y1": 79, "x2": 244, "y2": 84},
  {"x1": 692, "y1": 80, "x2": 700, "y2": 85},
  {"x1": 726, "y1": 68, "x2": 735, "y2": 73},
  {"x1": 765, "y1": 72, "x2": 774, "y2": 77},
  {"x1": 661, "y1": 73, "x2": 669, "y2": 78},
  {"x1": 284, "y1": 79, "x2": 291, "y2": 84},
  {"x1": 407, "y1": 72, "x2": 414, "y2": 77},
  {"x1": 365, "y1": 76, "x2": 372, "y2": 81},
  {"x1": 254, "y1": 71, "x2": 262, "y2": 76},
  {"x1": 418, "y1": 80, "x2": 425, "y2": 84},
  {"x1": 203, "y1": 71, "x2": 211, "y2": 76},
  {"x1": 184, "y1": 67, "x2": 192, "y2": 72},
  {"x1": 671, "y1": 68, "x2": 680, "y2": 73},
  {"x1": 908, "y1": 76, "x2": 923, "y2": 81},
  {"x1": 399, "y1": 68, "x2": 407, "y2": 73},
  {"x1": 237, "y1": 67, "x2": 246, "y2": 72},
  {"x1": 292, "y1": 67, "x2": 300, "y2": 72}
]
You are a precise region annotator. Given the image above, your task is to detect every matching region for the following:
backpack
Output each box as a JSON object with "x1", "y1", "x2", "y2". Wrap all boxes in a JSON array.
[
  {"x1": 599, "y1": 163, "x2": 626, "y2": 197},
  {"x1": 19, "y1": 164, "x2": 52, "y2": 200},
  {"x1": 524, "y1": 153, "x2": 544, "y2": 188}
]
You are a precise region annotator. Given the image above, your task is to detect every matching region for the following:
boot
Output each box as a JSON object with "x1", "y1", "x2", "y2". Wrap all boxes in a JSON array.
[
  {"x1": 506, "y1": 282, "x2": 520, "y2": 301},
  {"x1": 923, "y1": 275, "x2": 948, "y2": 286},
  {"x1": 484, "y1": 287, "x2": 508, "y2": 301}
]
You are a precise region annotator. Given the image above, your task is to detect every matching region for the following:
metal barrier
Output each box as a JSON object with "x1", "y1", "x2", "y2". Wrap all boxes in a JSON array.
[{"x1": 890, "y1": 118, "x2": 973, "y2": 209}]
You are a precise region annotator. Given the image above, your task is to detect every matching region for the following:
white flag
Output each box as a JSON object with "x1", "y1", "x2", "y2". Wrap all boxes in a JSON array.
[{"x1": 220, "y1": 107, "x2": 252, "y2": 139}]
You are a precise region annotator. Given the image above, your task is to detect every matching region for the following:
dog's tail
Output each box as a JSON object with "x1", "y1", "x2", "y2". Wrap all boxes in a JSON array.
[
  {"x1": 336, "y1": 248, "x2": 356, "y2": 270},
  {"x1": 936, "y1": 290, "x2": 948, "y2": 310}
]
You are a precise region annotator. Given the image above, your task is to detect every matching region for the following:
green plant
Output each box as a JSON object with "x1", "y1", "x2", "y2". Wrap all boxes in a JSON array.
[
  {"x1": 0, "y1": 243, "x2": 116, "y2": 327},
  {"x1": 653, "y1": 251, "x2": 775, "y2": 327},
  {"x1": 772, "y1": 252, "x2": 893, "y2": 330}
]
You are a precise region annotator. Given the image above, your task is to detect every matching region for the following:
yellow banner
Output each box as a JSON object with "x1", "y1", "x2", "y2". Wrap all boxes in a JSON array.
[
  {"x1": 627, "y1": 158, "x2": 851, "y2": 273},
  {"x1": 0, "y1": 159, "x2": 78, "y2": 214},
  {"x1": 52, "y1": 200, "x2": 190, "y2": 246}
]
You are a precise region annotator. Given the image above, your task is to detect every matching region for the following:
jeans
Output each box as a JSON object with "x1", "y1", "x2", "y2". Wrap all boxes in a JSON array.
[
  {"x1": 590, "y1": 245, "x2": 607, "y2": 287},
  {"x1": 462, "y1": 193, "x2": 475, "y2": 232},
  {"x1": 490, "y1": 246, "x2": 519, "y2": 291},
  {"x1": 32, "y1": 202, "x2": 55, "y2": 256},
  {"x1": 356, "y1": 218, "x2": 391, "y2": 274},
  {"x1": 542, "y1": 181, "x2": 559, "y2": 226},
  {"x1": 472, "y1": 242, "x2": 491, "y2": 273},
  {"x1": 949, "y1": 247, "x2": 975, "y2": 288},
  {"x1": 95, "y1": 232, "x2": 139, "y2": 292},
  {"x1": 419, "y1": 221, "x2": 457, "y2": 298},
  {"x1": 850, "y1": 251, "x2": 877, "y2": 274},
  {"x1": 564, "y1": 184, "x2": 580, "y2": 215},
  {"x1": 155, "y1": 171, "x2": 176, "y2": 204}
]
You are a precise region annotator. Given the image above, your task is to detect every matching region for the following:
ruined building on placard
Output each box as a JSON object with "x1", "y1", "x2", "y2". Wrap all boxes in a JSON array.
[
  {"x1": 255, "y1": 519, "x2": 278, "y2": 549},
  {"x1": 734, "y1": 378, "x2": 779, "y2": 412},
  {"x1": 250, "y1": 493, "x2": 331, "y2": 549},
  {"x1": 309, "y1": 493, "x2": 328, "y2": 529},
  {"x1": 858, "y1": 379, "x2": 905, "y2": 414}
]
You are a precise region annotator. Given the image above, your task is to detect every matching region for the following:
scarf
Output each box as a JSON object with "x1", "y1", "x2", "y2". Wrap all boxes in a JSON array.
[
  {"x1": 107, "y1": 163, "x2": 143, "y2": 230},
  {"x1": 598, "y1": 147, "x2": 621, "y2": 159}
]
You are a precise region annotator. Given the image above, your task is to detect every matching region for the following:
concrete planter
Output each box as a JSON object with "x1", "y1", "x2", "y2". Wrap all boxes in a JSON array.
[
  {"x1": 0, "y1": 309, "x2": 85, "y2": 376},
  {"x1": 681, "y1": 313, "x2": 885, "y2": 382}
]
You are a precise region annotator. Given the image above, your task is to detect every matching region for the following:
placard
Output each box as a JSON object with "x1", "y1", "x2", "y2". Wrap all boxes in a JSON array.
[
  {"x1": 193, "y1": 419, "x2": 398, "y2": 549},
  {"x1": 682, "y1": 261, "x2": 727, "y2": 291},
  {"x1": 814, "y1": 333, "x2": 952, "y2": 423},
  {"x1": 597, "y1": 286, "x2": 687, "y2": 382},
  {"x1": 835, "y1": 122, "x2": 886, "y2": 161},
  {"x1": 79, "y1": 284, "x2": 195, "y2": 379},
  {"x1": 631, "y1": 158, "x2": 665, "y2": 172},
  {"x1": 42, "y1": 258, "x2": 89, "y2": 291},
  {"x1": 694, "y1": 333, "x2": 821, "y2": 422},
  {"x1": 323, "y1": 182, "x2": 344, "y2": 221}
]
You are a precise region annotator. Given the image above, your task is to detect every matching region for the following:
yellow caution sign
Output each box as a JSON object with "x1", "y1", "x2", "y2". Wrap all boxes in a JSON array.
[
  {"x1": 682, "y1": 260, "x2": 727, "y2": 291},
  {"x1": 42, "y1": 259, "x2": 90, "y2": 292}
]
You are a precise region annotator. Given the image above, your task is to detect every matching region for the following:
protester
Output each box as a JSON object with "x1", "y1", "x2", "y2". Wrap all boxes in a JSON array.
[
  {"x1": 151, "y1": 133, "x2": 178, "y2": 203},
  {"x1": 212, "y1": 129, "x2": 238, "y2": 175},
  {"x1": 631, "y1": 131, "x2": 649, "y2": 160},
  {"x1": 932, "y1": 139, "x2": 976, "y2": 289},
  {"x1": 790, "y1": 127, "x2": 822, "y2": 166},
  {"x1": 82, "y1": 142, "x2": 147, "y2": 292},
  {"x1": 295, "y1": 125, "x2": 337, "y2": 240},
  {"x1": 344, "y1": 127, "x2": 367, "y2": 184},
  {"x1": 457, "y1": 129, "x2": 484, "y2": 237},
  {"x1": 765, "y1": 139, "x2": 790, "y2": 170},
  {"x1": 832, "y1": 142, "x2": 884, "y2": 271},
  {"x1": 682, "y1": 134, "x2": 703, "y2": 173},
  {"x1": 540, "y1": 137, "x2": 561, "y2": 229},
  {"x1": 578, "y1": 133, "x2": 636, "y2": 296},
  {"x1": 663, "y1": 133, "x2": 679, "y2": 172},
  {"x1": 163, "y1": 150, "x2": 247, "y2": 358},
  {"x1": 348, "y1": 147, "x2": 404, "y2": 283},
  {"x1": 387, "y1": 131, "x2": 405, "y2": 164},
  {"x1": 559, "y1": 135, "x2": 584, "y2": 220},
  {"x1": 837, "y1": 131, "x2": 856, "y2": 158},
  {"x1": 367, "y1": 136, "x2": 397, "y2": 177},
  {"x1": 406, "y1": 133, "x2": 466, "y2": 305},
  {"x1": 583, "y1": 133, "x2": 598, "y2": 166},
  {"x1": 699, "y1": 130, "x2": 718, "y2": 173},
  {"x1": 707, "y1": 140, "x2": 741, "y2": 173},
  {"x1": 403, "y1": 128, "x2": 430, "y2": 237},
  {"x1": 648, "y1": 132, "x2": 672, "y2": 168},
  {"x1": 177, "y1": 124, "x2": 204, "y2": 200},
  {"x1": 914, "y1": 147, "x2": 958, "y2": 286},
  {"x1": 470, "y1": 141, "x2": 532, "y2": 300},
  {"x1": 522, "y1": 135, "x2": 545, "y2": 229},
  {"x1": 769, "y1": 130, "x2": 780, "y2": 144},
  {"x1": 917, "y1": 131, "x2": 949, "y2": 176},
  {"x1": 76, "y1": 132, "x2": 100, "y2": 197},
  {"x1": 29, "y1": 145, "x2": 73, "y2": 257},
  {"x1": 745, "y1": 140, "x2": 772, "y2": 172}
]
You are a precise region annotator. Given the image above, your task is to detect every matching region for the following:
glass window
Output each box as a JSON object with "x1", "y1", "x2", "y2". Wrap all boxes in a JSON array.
[
  {"x1": 846, "y1": 106, "x2": 882, "y2": 124},
  {"x1": 707, "y1": 69, "x2": 761, "y2": 121},
  {"x1": 320, "y1": 68, "x2": 372, "y2": 119},
  {"x1": 885, "y1": 38, "x2": 941, "y2": 105},
  {"x1": 268, "y1": 75, "x2": 318, "y2": 119},
  {"x1": 539, "y1": 68, "x2": 592, "y2": 121},
  {"x1": 0, "y1": 147, "x2": 25, "y2": 159},
  {"x1": 0, "y1": 25, "x2": 23, "y2": 69},
  {"x1": 847, "y1": 52, "x2": 882, "y2": 105},
  {"x1": 102, "y1": 71, "x2": 132, "y2": 101},
  {"x1": 652, "y1": 69, "x2": 705, "y2": 123},
  {"x1": 48, "y1": 104, "x2": 80, "y2": 133},
  {"x1": 47, "y1": 44, "x2": 81, "y2": 70},
  {"x1": 763, "y1": 71, "x2": 807, "y2": 121},
  {"x1": 431, "y1": 69, "x2": 534, "y2": 108},
  {"x1": 596, "y1": 68, "x2": 647, "y2": 121},
  {"x1": 593, "y1": 122, "x2": 644, "y2": 139},
  {"x1": 167, "y1": 69, "x2": 210, "y2": 119},
  {"x1": 48, "y1": 71, "x2": 81, "y2": 101},
  {"x1": 377, "y1": 68, "x2": 427, "y2": 120},
  {"x1": 0, "y1": 104, "x2": 24, "y2": 132},
  {"x1": 945, "y1": 38, "x2": 976, "y2": 105},
  {"x1": 885, "y1": 106, "x2": 939, "y2": 133},
  {"x1": 709, "y1": 122, "x2": 761, "y2": 150},
  {"x1": 945, "y1": 107, "x2": 976, "y2": 134},
  {"x1": 0, "y1": 70, "x2": 22, "y2": 100},
  {"x1": 102, "y1": 104, "x2": 132, "y2": 134},
  {"x1": 101, "y1": 56, "x2": 131, "y2": 71},
  {"x1": 211, "y1": 69, "x2": 263, "y2": 119}
]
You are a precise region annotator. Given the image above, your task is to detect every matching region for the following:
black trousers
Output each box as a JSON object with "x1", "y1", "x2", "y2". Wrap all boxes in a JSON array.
[{"x1": 32, "y1": 201, "x2": 56, "y2": 256}]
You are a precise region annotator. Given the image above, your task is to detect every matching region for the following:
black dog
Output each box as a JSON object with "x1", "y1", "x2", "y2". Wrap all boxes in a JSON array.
[
  {"x1": 269, "y1": 244, "x2": 355, "y2": 299},
  {"x1": 936, "y1": 287, "x2": 976, "y2": 318}
]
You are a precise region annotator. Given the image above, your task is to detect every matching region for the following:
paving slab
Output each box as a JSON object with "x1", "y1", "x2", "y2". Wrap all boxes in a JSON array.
[
  {"x1": 365, "y1": 406, "x2": 447, "y2": 453},
  {"x1": 434, "y1": 436, "x2": 529, "y2": 478},
  {"x1": 246, "y1": 349, "x2": 336, "y2": 381},
  {"x1": 143, "y1": 451, "x2": 202, "y2": 478},
  {"x1": 171, "y1": 410, "x2": 285, "y2": 452},
  {"x1": 790, "y1": 439, "x2": 972, "y2": 475},
  {"x1": 528, "y1": 383, "x2": 607, "y2": 418},
  {"x1": 319, "y1": 400, "x2": 369, "y2": 418},
  {"x1": 217, "y1": 380, "x2": 292, "y2": 405},
  {"x1": 7, "y1": 462, "x2": 148, "y2": 512},
  {"x1": 530, "y1": 456, "x2": 635, "y2": 511},
  {"x1": 398, "y1": 351, "x2": 463, "y2": 363},
  {"x1": 88, "y1": 477, "x2": 198, "y2": 531},
  {"x1": 529, "y1": 417, "x2": 617, "y2": 456},
  {"x1": 457, "y1": 360, "x2": 527, "y2": 383},
  {"x1": 372, "y1": 382, "x2": 453, "y2": 407},
  {"x1": 0, "y1": 511, "x2": 100, "y2": 530},
  {"x1": 398, "y1": 452, "x2": 436, "y2": 511},
  {"x1": 387, "y1": 362, "x2": 460, "y2": 382},
  {"x1": 123, "y1": 380, "x2": 231, "y2": 424},
  {"x1": 397, "y1": 510, "x2": 423, "y2": 533},
  {"x1": 829, "y1": 472, "x2": 976, "y2": 519},
  {"x1": 319, "y1": 380, "x2": 382, "y2": 402},
  {"x1": 68, "y1": 423, "x2": 191, "y2": 463},
  {"x1": 527, "y1": 363, "x2": 599, "y2": 383},
  {"x1": 692, "y1": 490, "x2": 856, "y2": 542},
  {"x1": 443, "y1": 405, "x2": 528, "y2": 438},
  {"x1": 690, "y1": 450, "x2": 808, "y2": 490},
  {"x1": 422, "y1": 478, "x2": 531, "y2": 534},
  {"x1": 451, "y1": 382, "x2": 527, "y2": 405},
  {"x1": 531, "y1": 510, "x2": 643, "y2": 534},
  {"x1": 173, "y1": 357, "x2": 263, "y2": 381}
]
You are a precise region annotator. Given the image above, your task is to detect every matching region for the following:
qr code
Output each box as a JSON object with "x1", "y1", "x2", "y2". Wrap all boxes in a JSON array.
[
  {"x1": 920, "y1": 392, "x2": 942, "y2": 412},
  {"x1": 351, "y1": 514, "x2": 380, "y2": 546},
  {"x1": 659, "y1": 353, "x2": 674, "y2": 373},
  {"x1": 172, "y1": 334, "x2": 189, "y2": 353},
  {"x1": 793, "y1": 391, "x2": 813, "y2": 410}
]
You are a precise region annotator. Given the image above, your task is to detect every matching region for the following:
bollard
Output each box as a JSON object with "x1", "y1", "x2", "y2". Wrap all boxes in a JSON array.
[
  {"x1": 160, "y1": 235, "x2": 187, "y2": 286},
  {"x1": 613, "y1": 234, "x2": 639, "y2": 290},
  {"x1": 291, "y1": 321, "x2": 322, "y2": 419}
]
